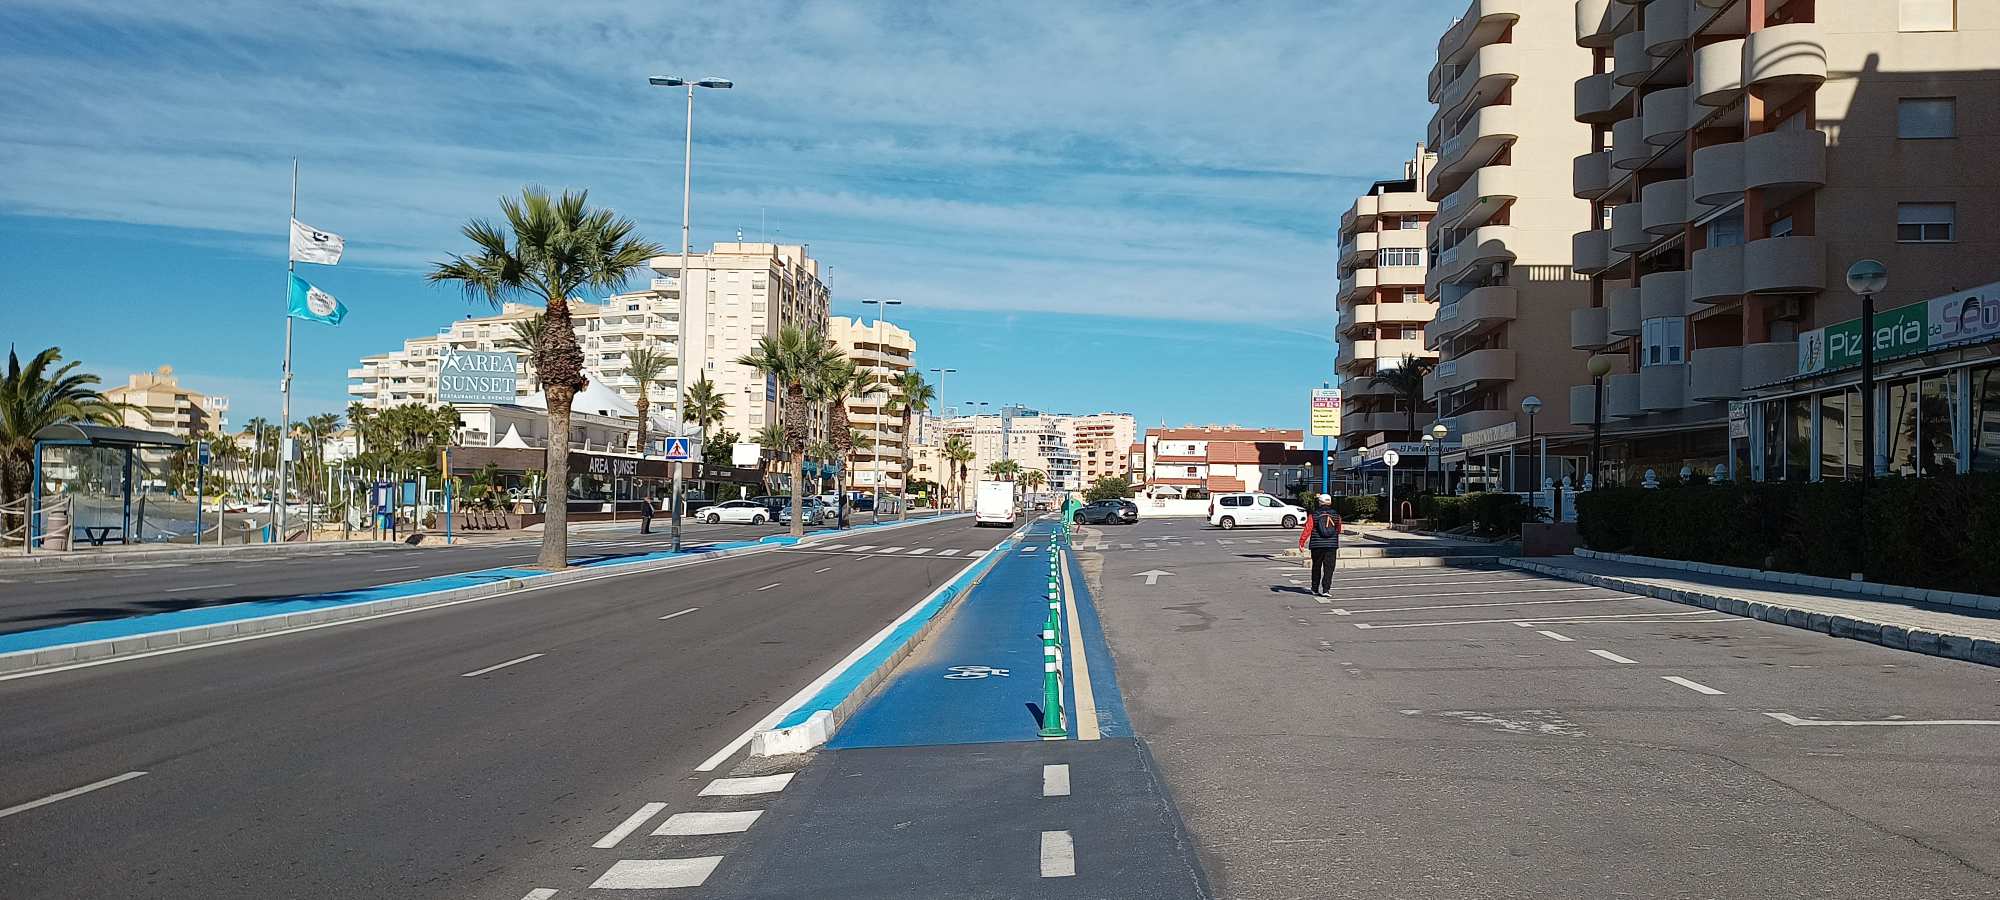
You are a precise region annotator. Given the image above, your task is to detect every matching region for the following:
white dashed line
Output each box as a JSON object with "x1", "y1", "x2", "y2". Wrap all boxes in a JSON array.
[
  {"x1": 846, "y1": 546, "x2": 879, "y2": 553},
  {"x1": 654, "y1": 810, "x2": 763, "y2": 835},
  {"x1": 1043, "y1": 764, "x2": 1070, "y2": 797},
  {"x1": 0, "y1": 771, "x2": 148, "y2": 820},
  {"x1": 1353, "y1": 610, "x2": 1716, "y2": 629},
  {"x1": 1040, "y1": 830, "x2": 1076, "y2": 877},
  {"x1": 1022, "y1": 545, "x2": 1039, "y2": 553},
  {"x1": 1537, "y1": 630, "x2": 1574, "y2": 642},
  {"x1": 936, "y1": 548, "x2": 962, "y2": 556},
  {"x1": 591, "y1": 857, "x2": 723, "y2": 890},
  {"x1": 1587, "y1": 649, "x2": 1638, "y2": 664},
  {"x1": 592, "y1": 802, "x2": 667, "y2": 848},
  {"x1": 519, "y1": 890, "x2": 558, "y2": 900},
  {"x1": 699, "y1": 773, "x2": 794, "y2": 796},
  {"x1": 1763, "y1": 712, "x2": 2000, "y2": 726},
  {"x1": 658, "y1": 608, "x2": 700, "y2": 621},
  {"x1": 164, "y1": 583, "x2": 234, "y2": 593},
  {"x1": 376, "y1": 565, "x2": 421, "y2": 572},
  {"x1": 1328, "y1": 586, "x2": 1601, "y2": 602},
  {"x1": 876, "y1": 547, "x2": 905, "y2": 554},
  {"x1": 813, "y1": 566, "x2": 833, "y2": 573},
  {"x1": 460, "y1": 653, "x2": 545, "y2": 677},
  {"x1": 1662, "y1": 675, "x2": 1725, "y2": 695},
  {"x1": 906, "y1": 547, "x2": 932, "y2": 555},
  {"x1": 756, "y1": 583, "x2": 781, "y2": 592}
]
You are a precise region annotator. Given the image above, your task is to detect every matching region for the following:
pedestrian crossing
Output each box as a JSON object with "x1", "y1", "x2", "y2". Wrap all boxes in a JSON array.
[{"x1": 806, "y1": 544, "x2": 988, "y2": 560}]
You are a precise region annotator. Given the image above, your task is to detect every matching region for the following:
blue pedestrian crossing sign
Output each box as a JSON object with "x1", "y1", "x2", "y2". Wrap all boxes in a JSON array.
[{"x1": 663, "y1": 437, "x2": 693, "y2": 461}]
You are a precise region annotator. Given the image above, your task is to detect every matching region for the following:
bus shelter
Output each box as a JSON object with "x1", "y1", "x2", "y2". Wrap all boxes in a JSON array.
[{"x1": 29, "y1": 422, "x2": 187, "y2": 553}]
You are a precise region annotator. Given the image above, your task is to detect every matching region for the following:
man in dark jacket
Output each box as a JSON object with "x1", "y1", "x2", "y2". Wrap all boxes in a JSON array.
[
  {"x1": 638, "y1": 495, "x2": 655, "y2": 535},
  {"x1": 1297, "y1": 493, "x2": 1342, "y2": 596}
]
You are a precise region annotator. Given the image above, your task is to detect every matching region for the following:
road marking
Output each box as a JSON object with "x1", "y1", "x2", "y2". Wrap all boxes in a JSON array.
[
  {"x1": 592, "y1": 802, "x2": 667, "y2": 848},
  {"x1": 905, "y1": 547, "x2": 932, "y2": 555},
  {"x1": 376, "y1": 565, "x2": 421, "y2": 572},
  {"x1": 591, "y1": 857, "x2": 723, "y2": 890},
  {"x1": 1588, "y1": 649, "x2": 1638, "y2": 664},
  {"x1": 935, "y1": 548, "x2": 962, "y2": 556},
  {"x1": 1764, "y1": 712, "x2": 2000, "y2": 727},
  {"x1": 1538, "y1": 630, "x2": 1574, "y2": 642},
  {"x1": 876, "y1": 546, "x2": 905, "y2": 554},
  {"x1": 1328, "y1": 596, "x2": 1634, "y2": 615},
  {"x1": 0, "y1": 771, "x2": 148, "y2": 820},
  {"x1": 846, "y1": 545, "x2": 879, "y2": 553},
  {"x1": 460, "y1": 653, "x2": 545, "y2": 677},
  {"x1": 1330, "y1": 570, "x2": 1538, "y2": 583},
  {"x1": 756, "y1": 583, "x2": 781, "y2": 591},
  {"x1": 1353, "y1": 610, "x2": 1717, "y2": 629},
  {"x1": 654, "y1": 810, "x2": 763, "y2": 835},
  {"x1": 1662, "y1": 676, "x2": 1725, "y2": 695},
  {"x1": 699, "y1": 773, "x2": 794, "y2": 796},
  {"x1": 1040, "y1": 830, "x2": 1076, "y2": 877},
  {"x1": 813, "y1": 566, "x2": 833, "y2": 574},
  {"x1": 164, "y1": 583, "x2": 234, "y2": 593},
  {"x1": 33, "y1": 577, "x2": 79, "y2": 584},
  {"x1": 1327, "y1": 586, "x2": 1600, "y2": 602},
  {"x1": 1043, "y1": 764, "x2": 1071, "y2": 797},
  {"x1": 520, "y1": 890, "x2": 558, "y2": 900},
  {"x1": 1061, "y1": 554, "x2": 1101, "y2": 740},
  {"x1": 658, "y1": 608, "x2": 700, "y2": 621}
]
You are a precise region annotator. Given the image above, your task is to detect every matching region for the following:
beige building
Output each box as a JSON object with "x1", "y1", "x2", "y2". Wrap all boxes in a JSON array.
[
  {"x1": 1571, "y1": 0, "x2": 2000, "y2": 484},
  {"x1": 1066, "y1": 413, "x2": 1138, "y2": 484},
  {"x1": 1138, "y1": 427, "x2": 1307, "y2": 497},
  {"x1": 1336, "y1": 146, "x2": 1440, "y2": 453},
  {"x1": 828, "y1": 315, "x2": 917, "y2": 493},
  {"x1": 105, "y1": 366, "x2": 229, "y2": 437},
  {"x1": 929, "y1": 409, "x2": 1135, "y2": 493},
  {"x1": 1426, "y1": 0, "x2": 1597, "y2": 490}
]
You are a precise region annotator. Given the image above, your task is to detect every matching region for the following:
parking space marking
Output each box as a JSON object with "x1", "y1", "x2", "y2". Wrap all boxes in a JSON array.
[
  {"x1": 1327, "y1": 586, "x2": 1602, "y2": 602},
  {"x1": 592, "y1": 802, "x2": 667, "y2": 848},
  {"x1": 1353, "y1": 610, "x2": 1717, "y2": 629},
  {"x1": 1661, "y1": 676, "x2": 1725, "y2": 695},
  {"x1": 1587, "y1": 649, "x2": 1638, "y2": 664},
  {"x1": 1763, "y1": 712, "x2": 2000, "y2": 727},
  {"x1": 1326, "y1": 596, "x2": 1635, "y2": 616}
]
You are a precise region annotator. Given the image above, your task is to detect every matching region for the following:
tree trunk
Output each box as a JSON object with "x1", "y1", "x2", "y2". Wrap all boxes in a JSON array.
[
  {"x1": 636, "y1": 394, "x2": 650, "y2": 457},
  {"x1": 789, "y1": 449, "x2": 806, "y2": 537},
  {"x1": 536, "y1": 294, "x2": 587, "y2": 571},
  {"x1": 899, "y1": 411, "x2": 912, "y2": 520}
]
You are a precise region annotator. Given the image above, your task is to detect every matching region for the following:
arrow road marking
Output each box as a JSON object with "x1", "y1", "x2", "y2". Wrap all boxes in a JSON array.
[{"x1": 1133, "y1": 569, "x2": 1174, "y2": 585}]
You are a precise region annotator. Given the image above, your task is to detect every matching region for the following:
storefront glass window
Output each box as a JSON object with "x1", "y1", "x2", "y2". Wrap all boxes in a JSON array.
[
  {"x1": 1886, "y1": 379, "x2": 1919, "y2": 476},
  {"x1": 1760, "y1": 400, "x2": 1784, "y2": 480},
  {"x1": 1818, "y1": 391, "x2": 1847, "y2": 480},
  {"x1": 1920, "y1": 374, "x2": 1960, "y2": 475},
  {"x1": 1972, "y1": 366, "x2": 2000, "y2": 472},
  {"x1": 1785, "y1": 397, "x2": 1811, "y2": 483}
]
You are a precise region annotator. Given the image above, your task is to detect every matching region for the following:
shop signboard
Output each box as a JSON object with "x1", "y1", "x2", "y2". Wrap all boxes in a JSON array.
[
  {"x1": 1309, "y1": 388, "x2": 1342, "y2": 437},
  {"x1": 438, "y1": 349, "x2": 519, "y2": 403},
  {"x1": 1796, "y1": 280, "x2": 2000, "y2": 377},
  {"x1": 568, "y1": 451, "x2": 671, "y2": 480}
]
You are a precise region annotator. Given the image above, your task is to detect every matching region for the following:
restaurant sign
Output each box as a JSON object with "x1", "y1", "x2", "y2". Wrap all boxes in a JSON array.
[{"x1": 1797, "y1": 280, "x2": 2000, "y2": 377}]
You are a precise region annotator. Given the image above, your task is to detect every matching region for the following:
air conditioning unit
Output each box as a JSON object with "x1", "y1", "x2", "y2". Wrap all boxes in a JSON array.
[{"x1": 1771, "y1": 296, "x2": 1805, "y2": 320}]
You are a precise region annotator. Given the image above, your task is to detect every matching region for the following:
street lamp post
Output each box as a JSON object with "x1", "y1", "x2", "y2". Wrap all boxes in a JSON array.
[
  {"x1": 927, "y1": 367, "x2": 954, "y2": 512},
  {"x1": 1421, "y1": 433, "x2": 1434, "y2": 498},
  {"x1": 862, "y1": 298, "x2": 902, "y2": 525},
  {"x1": 1587, "y1": 354, "x2": 1614, "y2": 488},
  {"x1": 1430, "y1": 421, "x2": 1449, "y2": 494},
  {"x1": 649, "y1": 73, "x2": 732, "y2": 553},
  {"x1": 1520, "y1": 394, "x2": 1543, "y2": 500},
  {"x1": 1846, "y1": 259, "x2": 1888, "y2": 581}
]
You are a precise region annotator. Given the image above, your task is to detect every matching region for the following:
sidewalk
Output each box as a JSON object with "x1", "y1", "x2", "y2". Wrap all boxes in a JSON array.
[{"x1": 1508, "y1": 554, "x2": 2000, "y2": 668}]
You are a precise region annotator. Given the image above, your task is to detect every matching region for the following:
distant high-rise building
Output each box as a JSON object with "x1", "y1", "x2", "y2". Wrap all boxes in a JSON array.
[
  {"x1": 105, "y1": 366, "x2": 229, "y2": 437},
  {"x1": 828, "y1": 314, "x2": 917, "y2": 494},
  {"x1": 1336, "y1": 145, "x2": 1440, "y2": 457}
]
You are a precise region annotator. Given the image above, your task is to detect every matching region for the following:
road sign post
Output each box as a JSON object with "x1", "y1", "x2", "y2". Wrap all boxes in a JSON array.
[
  {"x1": 664, "y1": 436, "x2": 693, "y2": 553},
  {"x1": 1382, "y1": 449, "x2": 1401, "y2": 525}
]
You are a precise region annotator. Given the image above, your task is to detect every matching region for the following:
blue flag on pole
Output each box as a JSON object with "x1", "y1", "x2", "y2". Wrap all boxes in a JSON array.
[{"x1": 287, "y1": 273, "x2": 347, "y2": 325}]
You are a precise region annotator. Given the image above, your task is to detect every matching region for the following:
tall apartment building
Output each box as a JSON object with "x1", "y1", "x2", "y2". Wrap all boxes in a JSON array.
[
  {"x1": 1336, "y1": 146, "x2": 1440, "y2": 454},
  {"x1": 649, "y1": 243, "x2": 831, "y2": 443},
  {"x1": 1571, "y1": 0, "x2": 1998, "y2": 484},
  {"x1": 1426, "y1": 0, "x2": 1596, "y2": 490},
  {"x1": 930, "y1": 409, "x2": 1136, "y2": 493},
  {"x1": 828, "y1": 314, "x2": 917, "y2": 494},
  {"x1": 1064, "y1": 414, "x2": 1138, "y2": 484},
  {"x1": 348, "y1": 298, "x2": 661, "y2": 409},
  {"x1": 104, "y1": 366, "x2": 229, "y2": 437}
]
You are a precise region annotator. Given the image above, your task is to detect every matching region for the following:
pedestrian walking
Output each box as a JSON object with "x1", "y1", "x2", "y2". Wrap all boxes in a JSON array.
[
  {"x1": 1298, "y1": 494, "x2": 1341, "y2": 596},
  {"x1": 638, "y1": 495, "x2": 655, "y2": 535}
]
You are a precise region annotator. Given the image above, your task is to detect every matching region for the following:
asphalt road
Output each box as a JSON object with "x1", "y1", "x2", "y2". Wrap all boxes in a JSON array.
[
  {"x1": 1079, "y1": 518, "x2": 2000, "y2": 899},
  {"x1": 0, "y1": 515, "x2": 939, "y2": 636},
  {"x1": 0, "y1": 516, "x2": 1002, "y2": 899}
]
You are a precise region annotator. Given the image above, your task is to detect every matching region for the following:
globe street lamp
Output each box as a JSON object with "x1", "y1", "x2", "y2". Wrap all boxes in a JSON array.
[
  {"x1": 1520, "y1": 394, "x2": 1543, "y2": 498},
  {"x1": 1846, "y1": 259, "x2": 1888, "y2": 581},
  {"x1": 1420, "y1": 432, "x2": 1435, "y2": 498},
  {"x1": 1587, "y1": 354, "x2": 1615, "y2": 488},
  {"x1": 1430, "y1": 421, "x2": 1448, "y2": 494}
]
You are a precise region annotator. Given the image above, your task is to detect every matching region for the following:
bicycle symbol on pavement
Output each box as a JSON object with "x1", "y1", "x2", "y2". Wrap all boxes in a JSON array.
[{"x1": 942, "y1": 665, "x2": 1011, "y2": 679}]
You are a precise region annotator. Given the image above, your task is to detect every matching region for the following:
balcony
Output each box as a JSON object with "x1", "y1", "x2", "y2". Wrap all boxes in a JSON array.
[
  {"x1": 1374, "y1": 338, "x2": 1431, "y2": 362},
  {"x1": 1690, "y1": 243, "x2": 1745, "y2": 303},
  {"x1": 1606, "y1": 372, "x2": 1644, "y2": 418},
  {"x1": 1689, "y1": 345, "x2": 1744, "y2": 401},
  {"x1": 1437, "y1": 0, "x2": 1522, "y2": 65},
  {"x1": 1743, "y1": 128, "x2": 1827, "y2": 199},
  {"x1": 1439, "y1": 165, "x2": 1518, "y2": 230},
  {"x1": 1340, "y1": 411, "x2": 1408, "y2": 437},
  {"x1": 1741, "y1": 340, "x2": 1798, "y2": 389},
  {"x1": 1613, "y1": 30, "x2": 1650, "y2": 87},
  {"x1": 1571, "y1": 306, "x2": 1611, "y2": 350},
  {"x1": 1644, "y1": 0, "x2": 1690, "y2": 57},
  {"x1": 1641, "y1": 270, "x2": 1690, "y2": 319},
  {"x1": 1343, "y1": 231, "x2": 1380, "y2": 264},
  {"x1": 1433, "y1": 224, "x2": 1517, "y2": 286},
  {"x1": 1379, "y1": 262, "x2": 1427, "y2": 288},
  {"x1": 1610, "y1": 202, "x2": 1648, "y2": 253},
  {"x1": 1427, "y1": 348, "x2": 1517, "y2": 396},
  {"x1": 1574, "y1": 229, "x2": 1612, "y2": 276},
  {"x1": 1575, "y1": 73, "x2": 1622, "y2": 125},
  {"x1": 1574, "y1": 150, "x2": 1614, "y2": 200},
  {"x1": 1337, "y1": 340, "x2": 1374, "y2": 370},
  {"x1": 1608, "y1": 286, "x2": 1641, "y2": 336},
  {"x1": 1743, "y1": 235, "x2": 1825, "y2": 294},
  {"x1": 1439, "y1": 43, "x2": 1521, "y2": 121},
  {"x1": 1340, "y1": 195, "x2": 1378, "y2": 236},
  {"x1": 1340, "y1": 267, "x2": 1379, "y2": 302},
  {"x1": 1693, "y1": 38, "x2": 1744, "y2": 106},
  {"x1": 1640, "y1": 363, "x2": 1688, "y2": 411},
  {"x1": 1745, "y1": 22, "x2": 1826, "y2": 95},
  {"x1": 1641, "y1": 179, "x2": 1687, "y2": 235},
  {"x1": 1690, "y1": 141, "x2": 1744, "y2": 207},
  {"x1": 1568, "y1": 384, "x2": 1598, "y2": 426},
  {"x1": 1575, "y1": 0, "x2": 1627, "y2": 48},
  {"x1": 1430, "y1": 285, "x2": 1517, "y2": 347},
  {"x1": 1612, "y1": 117, "x2": 1650, "y2": 170},
  {"x1": 1378, "y1": 191, "x2": 1437, "y2": 218},
  {"x1": 1444, "y1": 409, "x2": 1515, "y2": 436},
  {"x1": 1431, "y1": 106, "x2": 1520, "y2": 198},
  {"x1": 1642, "y1": 86, "x2": 1688, "y2": 146},
  {"x1": 1375, "y1": 302, "x2": 1438, "y2": 326}
]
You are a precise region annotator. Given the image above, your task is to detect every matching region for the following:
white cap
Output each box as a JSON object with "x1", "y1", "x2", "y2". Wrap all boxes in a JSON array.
[{"x1": 1317, "y1": 494, "x2": 1333, "y2": 505}]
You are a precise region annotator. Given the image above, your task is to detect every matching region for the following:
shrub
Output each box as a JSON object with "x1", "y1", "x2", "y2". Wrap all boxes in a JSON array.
[
  {"x1": 1333, "y1": 494, "x2": 1380, "y2": 521},
  {"x1": 1083, "y1": 476, "x2": 1134, "y2": 502}
]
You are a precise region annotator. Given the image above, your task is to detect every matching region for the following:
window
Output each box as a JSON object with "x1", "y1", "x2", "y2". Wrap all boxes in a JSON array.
[
  {"x1": 1706, "y1": 210, "x2": 1744, "y2": 249},
  {"x1": 1899, "y1": 0, "x2": 1955, "y2": 31},
  {"x1": 1256, "y1": 495, "x2": 1283, "y2": 507},
  {"x1": 1898, "y1": 98, "x2": 1956, "y2": 139},
  {"x1": 1380, "y1": 247, "x2": 1423, "y2": 267},
  {"x1": 1887, "y1": 379, "x2": 1919, "y2": 475},
  {"x1": 1972, "y1": 366, "x2": 2000, "y2": 472},
  {"x1": 1399, "y1": 218, "x2": 1422, "y2": 230},
  {"x1": 1641, "y1": 318, "x2": 1685, "y2": 366},
  {"x1": 1898, "y1": 203, "x2": 1955, "y2": 242},
  {"x1": 1818, "y1": 390, "x2": 1849, "y2": 480},
  {"x1": 1768, "y1": 215, "x2": 1794, "y2": 239}
]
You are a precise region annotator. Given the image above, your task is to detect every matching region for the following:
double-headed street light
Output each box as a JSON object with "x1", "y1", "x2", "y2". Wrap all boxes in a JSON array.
[
  {"x1": 1846, "y1": 258, "x2": 1888, "y2": 581},
  {"x1": 649, "y1": 73, "x2": 732, "y2": 553},
  {"x1": 862, "y1": 298, "x2": 902, "y2": 524}
]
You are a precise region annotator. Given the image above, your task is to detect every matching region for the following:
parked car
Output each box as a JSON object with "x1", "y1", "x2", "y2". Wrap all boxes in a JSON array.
[
  {"x1": 778, "y1": 496, "x2": 836, "y2": 526},
  {"x1": 1072, "y1": 499, "x2": 1138, "y2": 525},
  {"x1": 700, "y1": 499, "x2": 770, "y2": 524},
  {"x1": 1207, "y1": 492, "x2": 1306, "y2": 530},
  {"x1": 748, "y1": 495, "x2": 790, "y2": 517}
]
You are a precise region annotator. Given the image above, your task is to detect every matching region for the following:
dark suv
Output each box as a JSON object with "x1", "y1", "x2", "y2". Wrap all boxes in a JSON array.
[{"x1": 1073, "y1": 499, "x2": 1138, "y2": 525}]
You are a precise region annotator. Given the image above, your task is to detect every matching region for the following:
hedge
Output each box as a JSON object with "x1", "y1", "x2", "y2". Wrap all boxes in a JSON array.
[
  {"x1": 1419, "y1": 492, "x2": 1535, "y2": 537},
  {"x1": 1575, "y1": 475, "x2": 2000, "y2": 595}
]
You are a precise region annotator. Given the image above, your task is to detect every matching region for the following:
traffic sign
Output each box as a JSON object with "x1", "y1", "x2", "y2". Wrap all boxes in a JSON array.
[
  {"x1": 663, "y1": 437, "x2": 692, "y2": 461},
  {"x1": 1382, "y1": 450, "x2": 1401, "y2": 468},
  {"x1": 196, "y1": 441, "x2": 211, "y2": 467}
]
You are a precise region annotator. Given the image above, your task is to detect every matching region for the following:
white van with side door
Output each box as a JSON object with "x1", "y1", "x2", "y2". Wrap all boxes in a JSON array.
[{"x1": 1206, "y1": 492, "x2": 1306, "y2": 530}]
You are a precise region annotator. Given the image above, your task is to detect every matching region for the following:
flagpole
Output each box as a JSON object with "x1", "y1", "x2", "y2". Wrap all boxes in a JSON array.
[{"x1": 278, "y1": 158, "x2": 297, "y2": 543}]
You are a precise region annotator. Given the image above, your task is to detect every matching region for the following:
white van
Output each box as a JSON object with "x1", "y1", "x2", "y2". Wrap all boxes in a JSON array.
[
  {"x1": 975, "y1": 481, "x2": 1017, "y2": 527},
  {"x1": 1207, "y1": 492, "x2": 1305, "y2": 530}
]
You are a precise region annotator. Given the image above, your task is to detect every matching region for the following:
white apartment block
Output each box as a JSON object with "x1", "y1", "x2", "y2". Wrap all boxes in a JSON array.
[
  {"x1": 828, "y1": 314, "x2": 917, "y2": 492},
  {"x1": 931, "y1": 409, "x2": 1136, "y2": 493},
  {"x1": 649, "y1": 243, "x2": 831, "y2": 444},
  {"x1": 1336, "y1": 146, "x2": 1440, "y2": 453}
]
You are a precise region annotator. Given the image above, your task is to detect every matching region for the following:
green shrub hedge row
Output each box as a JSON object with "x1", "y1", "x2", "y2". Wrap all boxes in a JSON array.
[
  {"x1": 1575, "y1": 476, "x2": 2000, "y2": 594},
  {"x1": 1419, "y1": 492, "x2": 1535, "y2": 537}
]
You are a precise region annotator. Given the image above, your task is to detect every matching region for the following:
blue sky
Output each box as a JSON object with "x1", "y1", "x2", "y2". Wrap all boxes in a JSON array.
[{"x1": 1, "y1": 0, "x2": 1455, "y2": 432}]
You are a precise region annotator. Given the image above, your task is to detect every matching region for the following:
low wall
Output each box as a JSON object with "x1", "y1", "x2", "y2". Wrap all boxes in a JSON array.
[{"x1": 1136, "y1": 498, "x2": 1210, "y2": 518}]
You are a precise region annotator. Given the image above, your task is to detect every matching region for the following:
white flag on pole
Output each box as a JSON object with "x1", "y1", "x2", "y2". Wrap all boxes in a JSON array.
[{"x1": 289, "y1": 218, "x2": 344, "y2": 265}]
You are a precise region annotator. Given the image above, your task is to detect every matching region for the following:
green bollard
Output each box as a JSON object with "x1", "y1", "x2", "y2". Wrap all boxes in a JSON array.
[{"x1": 1039, "y1": 611, "x2": 1066, "y2": 739}]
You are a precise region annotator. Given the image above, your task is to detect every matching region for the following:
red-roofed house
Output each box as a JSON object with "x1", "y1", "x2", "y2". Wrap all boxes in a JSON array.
[{"x1": 1138, "y1": 427, "x2": 1309, "y2": 498}]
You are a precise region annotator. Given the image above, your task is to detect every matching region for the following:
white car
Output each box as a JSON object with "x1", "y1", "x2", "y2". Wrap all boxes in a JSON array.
[
  {"x1": 1207, "y1": 492, "x2": 1306, "y2": 530},
  {"x1": 701, "y1": 500, "x2": 769, "y2": 525}
]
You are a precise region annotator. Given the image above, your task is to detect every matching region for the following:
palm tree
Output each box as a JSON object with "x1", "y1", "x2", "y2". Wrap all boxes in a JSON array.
[
  {"x1": 944, "y1": 435, "x2": 974, "y2": 511},
  {"x1": 684, "y1": 374, "x2": 728, "y2": 433},
  {"x1": 814, "y1": 357, "x2": 876, "y2": 526},
  {"x1": 886, "y1": 371, "x2": 935, "y2": 520},
  {"x1": 1368, "y1": 354, "x2": 1439, "y2": 436},
  {"x1": 735, "y1": 326, "x2": 844, "y2": 536},
  {"x1": 241, "y1": 417, "x2": 271, "y2": 500},
  {"x1": 753, "y1": 422, "x2": 788, "y2": 495},
  {"x1": 429, "y1": 187, "x2": 665, "y2": 570},
  {"x1": 1020, "y1": 468, "x2": 1046, "y2": 495},
  {"x1": 1, "y1": 347, "x2": 122, "y2": 536},
  {"x1": 499, "y1": 313, "x2": 549, "y2": 390},
  {"x1": 623, "y1": 345, "x2": 674, "y2": 457},
  {"x1": 346, "y1": 402, "x2": 372, "y2": 458},
  {"x1": 985, "y1": 459, "x2": 1022, "y2": 481}
]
